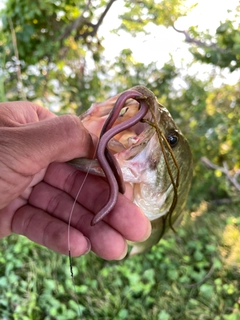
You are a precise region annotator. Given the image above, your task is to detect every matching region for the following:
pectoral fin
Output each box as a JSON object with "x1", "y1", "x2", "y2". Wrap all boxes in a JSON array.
[{"x1": 68, "y1": 158, "x2": 104, "y2": 177}]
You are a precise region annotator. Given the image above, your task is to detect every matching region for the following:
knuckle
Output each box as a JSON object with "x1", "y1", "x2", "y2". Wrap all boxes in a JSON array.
[
  {"x1": 42, "y1": 220, "x2": 66, "y2": 249},
  {"x1": 47, "y1": 192, "x2": 65, "y2": 214},
  {"x1": 75, "y1": 212, "x2": 90, "y2": 230}
]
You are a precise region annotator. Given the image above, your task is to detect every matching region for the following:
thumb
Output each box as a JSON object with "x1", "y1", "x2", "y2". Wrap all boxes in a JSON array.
[{"x1": 1, "y1": 115, "x2": 94, "y2": 176}]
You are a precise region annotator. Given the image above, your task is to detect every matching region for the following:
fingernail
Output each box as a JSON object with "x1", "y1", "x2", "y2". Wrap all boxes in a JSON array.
[
  {"x1": 116, "y1": 243, "x2": 128, "y2": 260},
  {"x1": 140, "y1": 220, "x2": 152, "y2": 242},
  {"x1": 83, "y1": 237, "x2": 91, "y2": 255}
]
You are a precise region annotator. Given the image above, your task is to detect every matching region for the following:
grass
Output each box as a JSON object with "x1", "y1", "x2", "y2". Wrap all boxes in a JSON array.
[{"x1": 0, "y1": 202, "x2": 240, "y2": 320}]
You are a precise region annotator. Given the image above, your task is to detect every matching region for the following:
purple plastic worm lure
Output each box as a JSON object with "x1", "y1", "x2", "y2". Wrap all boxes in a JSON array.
[{"x1": 91, "y1": 90, "x2": 149, "y2": 225}]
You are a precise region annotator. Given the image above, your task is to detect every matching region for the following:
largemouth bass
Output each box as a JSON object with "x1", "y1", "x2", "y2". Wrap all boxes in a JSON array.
[{"x1": 70, "y1": 86, "x2": 193, "y2": 255}]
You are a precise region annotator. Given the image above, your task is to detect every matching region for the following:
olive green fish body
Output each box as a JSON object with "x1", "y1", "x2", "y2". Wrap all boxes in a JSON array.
[{"x1": 71, "y1": 86, "x2": 193, "y2": 254}]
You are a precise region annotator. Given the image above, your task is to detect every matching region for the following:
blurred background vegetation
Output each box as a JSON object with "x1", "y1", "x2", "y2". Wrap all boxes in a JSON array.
[{"x1": 0, "y1": 0, "x2": 240, "y2": 319}]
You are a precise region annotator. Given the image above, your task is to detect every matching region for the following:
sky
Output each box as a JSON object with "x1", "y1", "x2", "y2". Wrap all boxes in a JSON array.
[{"x1": 99, "y1": 0, "x2": 240, "y2": 86}]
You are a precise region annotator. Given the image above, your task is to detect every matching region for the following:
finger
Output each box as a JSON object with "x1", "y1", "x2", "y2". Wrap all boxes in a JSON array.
[
  {"x1": 11, "y1": 205, "x2": 91, "y2": 256},
  {"x1": 0, "y1": 101, "x2": 56, "y2": 126},
  {"x1": 2, "y1": 114, "x2": 95, "y2": 176},
  {"x1": 29, "y1": 181, "x2": 128, "y2": 260},
  {"x1": 44, "y1": 162, "x2": 151, "y2": 242}
]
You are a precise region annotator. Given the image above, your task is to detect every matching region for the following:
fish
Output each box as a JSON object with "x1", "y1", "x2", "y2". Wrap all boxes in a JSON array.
[{"x1": 70, "y1": 86, "x2": 193, "y2": 255}]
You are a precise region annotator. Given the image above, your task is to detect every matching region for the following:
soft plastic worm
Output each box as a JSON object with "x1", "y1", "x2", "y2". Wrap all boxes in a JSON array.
[{"x1": 91, "y1": 90, "x2": 148, "y2": 225}]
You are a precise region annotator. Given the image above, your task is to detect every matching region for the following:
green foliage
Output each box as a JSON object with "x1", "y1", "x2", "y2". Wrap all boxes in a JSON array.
[
  {"x1": 189, "y1": 13, "x2": 240, "y2": 71},
  {"x1": 1, "y1": 0, "x2": 100, "y2": 64},
  {"x1": 0, "y1": 0, "x2": 190, "y2": 108},
  {"x1": 119, "y1": 0, "x2": 190, "y2": 34},
  {"x1": 104, "y1": 50, "x2": 177, "y2": 101},
  {"x1": 0, "y1": 203, "x2": 239, "y2": 319}
]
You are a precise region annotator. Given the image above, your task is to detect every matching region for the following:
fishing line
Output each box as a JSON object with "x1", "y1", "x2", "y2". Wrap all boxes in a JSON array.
[{"x1": 67, "y1": 130, "x2": 98, "y2": 316}]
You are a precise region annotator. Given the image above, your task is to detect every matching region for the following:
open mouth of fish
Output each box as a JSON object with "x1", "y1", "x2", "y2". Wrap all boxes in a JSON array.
[{"x1": 70, "y1": 86, "x2": 193, "y2": 253}]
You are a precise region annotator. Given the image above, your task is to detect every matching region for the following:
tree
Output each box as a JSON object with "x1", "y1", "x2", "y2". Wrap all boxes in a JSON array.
[
  {"x1": 0, "y1": 0, "x2": 239, "y2": 202},
  {"x1": 173, "y1": 3, "x2": 240, "y2": 72},
  {"x1": 0, "y1": 0, "x2": 188, "y2": 109}
]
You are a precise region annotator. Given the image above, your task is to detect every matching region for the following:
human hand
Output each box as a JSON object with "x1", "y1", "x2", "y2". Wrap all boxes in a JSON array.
[{"x1": 0, "y1": 101, "x2": 151, "y2": 260}]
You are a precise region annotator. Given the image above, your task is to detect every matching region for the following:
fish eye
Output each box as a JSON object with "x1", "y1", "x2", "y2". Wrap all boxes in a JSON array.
[{"x1": 167, "y1": 132, "x2": 179, "y2": 148}]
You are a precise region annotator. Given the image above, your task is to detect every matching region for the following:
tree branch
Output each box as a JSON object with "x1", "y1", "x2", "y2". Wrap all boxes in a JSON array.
[
  {"x1": 75, "y1": 0, "x2": 117, "y2": 40},
  {"x1": 201, "y1": 157, "x2": 240, "y2": 191},
  {"x1": 172, "y1": 25, "x2": 226, "y2": 53},
  {"x1": 8, "y1": 17, "x2": 26, "y2": 100},
  {"x1": 58, "y1": 0, "x2": 91, "y2": 41}
]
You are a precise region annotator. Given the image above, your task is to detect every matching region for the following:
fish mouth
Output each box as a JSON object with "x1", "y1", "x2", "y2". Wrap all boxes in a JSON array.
[
  {"x1": 81, "y1": 89, "x2": 155, "y2": 225},
  {"x1": 70, "y1": 87, "x2": 179, "y2": 228},
  {"x1": 101, "y1": 101, "x2": 152, "y2": 155},
  {"x1": 80, "y1": 91, "x2": 155, "y2": 156},
  {"x1": 70, "y1": 88, "x2": 159, "y2": 224}
]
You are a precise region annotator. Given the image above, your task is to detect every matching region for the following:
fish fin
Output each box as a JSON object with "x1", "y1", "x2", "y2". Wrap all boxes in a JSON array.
[
  {"x1": 68, "y1": 158, "x2": 104, "y2": 177},
  {"x1": 129, "y1": 210, "x2": 186, "y2": 255},
  {"x1": 128, "y1": 217, "x2": 165, "y2": 256}
]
